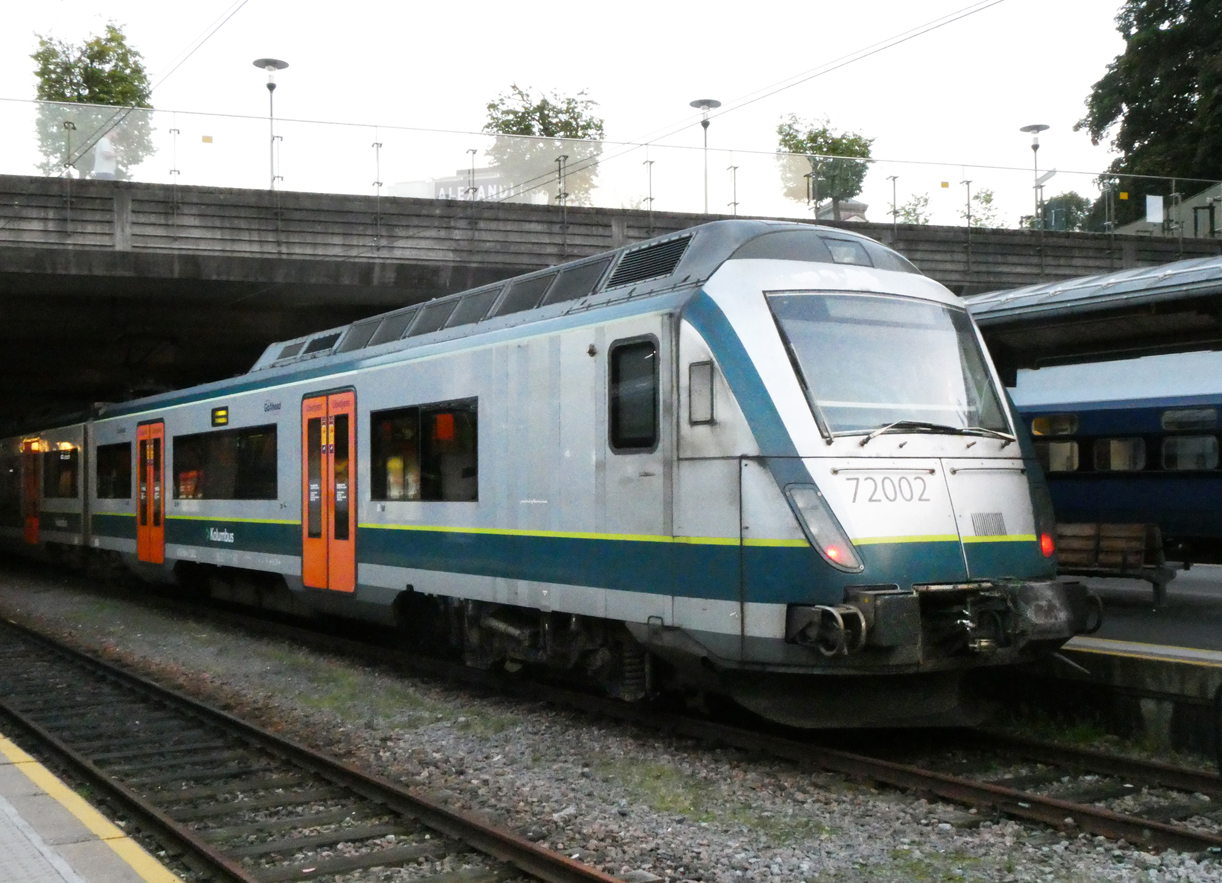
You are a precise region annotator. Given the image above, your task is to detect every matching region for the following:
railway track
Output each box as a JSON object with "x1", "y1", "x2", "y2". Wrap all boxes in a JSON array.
[
  {"x1": 7, "y1": 579, "x2": 1222, "y2": 860},
  {"x1": 0, "y1": 617, "x2": 623, "y2": 883}
]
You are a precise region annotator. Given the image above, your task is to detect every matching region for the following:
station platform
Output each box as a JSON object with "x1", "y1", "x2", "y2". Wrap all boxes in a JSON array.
[
  {"x1": 1021, "y1": 565, "x2": 1222, "y2": 754},
  {"x1": 0, "y1": 732, "x2": 180, "y2": 883}
]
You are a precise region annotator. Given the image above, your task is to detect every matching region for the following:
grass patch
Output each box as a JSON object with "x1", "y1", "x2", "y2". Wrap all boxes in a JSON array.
[{"x1": 588, "y1": 753, "x2": 835, "y2": 844}]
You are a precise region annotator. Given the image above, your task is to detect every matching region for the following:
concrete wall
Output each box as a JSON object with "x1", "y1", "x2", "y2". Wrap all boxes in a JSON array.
[{"x1": 3, "y1": 174, "x2": 1219, "y2": 296}]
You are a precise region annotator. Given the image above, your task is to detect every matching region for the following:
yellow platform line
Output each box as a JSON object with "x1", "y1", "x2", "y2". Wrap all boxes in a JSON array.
[
  {"x1": 1066, "y1": 636, "x2": 1222, "y2": 669},
  {"x1": 0, "y1": 733, "x2": 184, "y2": 883}
]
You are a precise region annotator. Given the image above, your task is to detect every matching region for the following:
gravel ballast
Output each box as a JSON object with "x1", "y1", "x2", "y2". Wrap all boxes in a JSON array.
[{"x1": 0, "y1": 563, "x2": 1216, "y2": 883}]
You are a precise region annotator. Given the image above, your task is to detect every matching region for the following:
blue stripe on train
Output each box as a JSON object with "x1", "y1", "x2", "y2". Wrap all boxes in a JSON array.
[{"x1": 357, "y1": 526, "x2": 1028, "y2": 604}]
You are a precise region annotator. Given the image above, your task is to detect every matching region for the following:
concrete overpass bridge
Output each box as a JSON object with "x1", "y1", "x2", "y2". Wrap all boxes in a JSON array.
[{"x1": 1, "y1": 173, "x2": 1217, "y2": 424}]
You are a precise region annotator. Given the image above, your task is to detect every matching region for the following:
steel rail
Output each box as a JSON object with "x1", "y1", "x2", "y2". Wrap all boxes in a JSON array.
[
  {"x1": 16, "y1": 585, "x2": 1222, "y2": 856},
  {"x1": 0, "y1": 618, "x2": 623, "y2": 883}
]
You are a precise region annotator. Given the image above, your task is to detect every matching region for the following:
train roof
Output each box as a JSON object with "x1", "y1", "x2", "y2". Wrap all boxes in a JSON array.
[
  {"x1": 80, "y1": 220, "x2": 921, "y2": 422},
  {"x1": 246, "y1": 219, "x2": 920, "y2": 374},
  {"x1": 965, "y1": 253, "x2": 1222, "y2": 382}
]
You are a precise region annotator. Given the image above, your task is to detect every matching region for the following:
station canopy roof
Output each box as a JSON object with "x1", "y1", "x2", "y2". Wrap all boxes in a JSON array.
[{"x1": 965, "y1": 252, "x2": 1222, "y2": 385}]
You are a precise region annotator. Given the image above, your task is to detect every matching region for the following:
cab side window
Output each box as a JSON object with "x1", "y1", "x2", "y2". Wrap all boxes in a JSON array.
[{"x1": 609, "y1": 338, "x2": 658, "y2": 452}]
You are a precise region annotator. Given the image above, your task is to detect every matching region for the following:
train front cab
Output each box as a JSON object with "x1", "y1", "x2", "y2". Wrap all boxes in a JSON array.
[{"x1": 653, "y1": 256, "x2": 1094, "y2": 725}]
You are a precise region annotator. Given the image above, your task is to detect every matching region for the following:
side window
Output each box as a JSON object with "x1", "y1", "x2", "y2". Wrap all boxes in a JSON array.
[
  {"x1": 1162, "y1": 408, "x2": 1217, "y2": 431},
  {"x1": 173, "y1": 425, "x2": 278, "y2": 500},
  {"x1": 610, "y1": 338, "x2": 659, "y2": 451},
  {"x1": 1030, "y1": 414, "x2": 1078, "y2": 436},
  {"x1": 43, "y1": 447, "x2": 79, "y2": 498},
  {"x1": 0, "y1": 456, "x2": 22, "y2": 526},
  {"x1": 1094, "y1": 437, "x2": 1146, "y2": 472},
  {"x1": 96, "y1": 442, "x2": 133, "y2": 499},
  {"x1": 1162, "y1": 436, "x2": 1219, "y2": 471},
  {"x1": 370, "y1": 399, "x2": 478, "y2": 502},
  {"x1": 1034, "y1": 440, "x2": 1079, "y2": 473}
]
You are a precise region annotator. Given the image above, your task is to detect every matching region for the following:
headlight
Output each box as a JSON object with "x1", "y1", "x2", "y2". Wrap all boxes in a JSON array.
[{"x1": 785, "y1": 485, "x2": 863, "y2": 573}]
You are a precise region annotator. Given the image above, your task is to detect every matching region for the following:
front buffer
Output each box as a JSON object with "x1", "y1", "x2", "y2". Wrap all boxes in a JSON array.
[{"x1": 735, "y1": 578, "x2": 1098, "y2": 728}]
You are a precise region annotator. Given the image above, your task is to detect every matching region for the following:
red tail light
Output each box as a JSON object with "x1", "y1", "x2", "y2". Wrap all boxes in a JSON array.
[{"x1": 1040, "y1": 532, "x2": 1055, "y2": 557}]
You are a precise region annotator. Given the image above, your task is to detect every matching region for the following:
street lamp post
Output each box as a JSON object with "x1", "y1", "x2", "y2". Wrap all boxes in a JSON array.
[
  {"x1": 689, "y1": 99, "x2": 721, "y2": 214},
  {"x1": 254, "y1": 58, "x2": 289, "y2": 189},
  {"x1": 1019, "y1": 124, "x2": 1049, "y2": 228}
]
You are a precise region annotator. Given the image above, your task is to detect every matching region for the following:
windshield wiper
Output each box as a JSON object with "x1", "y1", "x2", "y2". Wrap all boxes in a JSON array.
[
  {"x1": 960, "y1": 426, "x2": 1016, "y2": 446},
  {"x1": 859, "y1": 420, "x2": 1015, "y2": 447}
]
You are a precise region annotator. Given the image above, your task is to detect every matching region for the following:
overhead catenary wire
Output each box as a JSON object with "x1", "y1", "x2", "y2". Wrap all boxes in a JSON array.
[{"x1": 59, "y1": 0, "x2": 255, "y2": 171}]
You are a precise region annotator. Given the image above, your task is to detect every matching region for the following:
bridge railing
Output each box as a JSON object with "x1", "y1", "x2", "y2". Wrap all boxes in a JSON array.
[{"x1": 0, "y1": 97, "x2": 1193, "y2": 234}]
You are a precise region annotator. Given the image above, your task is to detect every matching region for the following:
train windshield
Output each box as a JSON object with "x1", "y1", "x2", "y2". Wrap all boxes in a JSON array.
[{"x1": 767, "y1": 292, "x2": 1009, "y2": 435}]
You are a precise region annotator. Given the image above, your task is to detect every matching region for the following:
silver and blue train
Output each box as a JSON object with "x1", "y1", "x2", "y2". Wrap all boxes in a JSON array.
[{"x1": 0, "y1": 220, "x2": 1094, "y2": 727}]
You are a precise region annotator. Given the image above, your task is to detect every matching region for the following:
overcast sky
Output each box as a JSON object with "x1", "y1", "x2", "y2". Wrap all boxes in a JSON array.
[{"x1": 0, "y1": 0, "x2": 1129, "y2": 225}]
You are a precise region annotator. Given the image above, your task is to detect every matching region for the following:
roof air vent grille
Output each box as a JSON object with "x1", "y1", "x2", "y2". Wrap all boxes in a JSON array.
[{"x1": 606, "y1": 236, "x2": 692, "y2": 289}]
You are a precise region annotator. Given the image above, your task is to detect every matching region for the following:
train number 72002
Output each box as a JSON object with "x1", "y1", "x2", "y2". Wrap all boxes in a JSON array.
[{"x1": 845, "y1": 476, "x2": 931, "y2": 503}]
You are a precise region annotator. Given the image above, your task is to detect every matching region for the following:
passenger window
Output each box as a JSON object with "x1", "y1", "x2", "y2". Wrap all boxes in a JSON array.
[
  {"x1": 1030, "y1": 414, "x2": 1078, "y2": 436},
  {"x1": 173, "y1": 425, "x2": 278, "y2": 500},
  {"x1": 96, "y1": 442, "x2": 132, "y2": 499},
  {"x1": 610, "y1": 339, "x2": 659, "y2": 451},
  {"x1": 0, "y1": 456, "x2": 20, "y2": 527},
  {"x1": 1162, "y1": 436, "x2": 1219, "y2": 470},
  {"x1": 370, "y1": 399, "x2": 478, "y2": 502},
  {"x1": 1162, "y1": 408, "x2": 1217, "y2": 431},
  {"x1": 1094, "y1": 438, "x2": 1146, "y2": 472},
  {"x1": 1034, "y1": 440, "x2": 1078, "y2": 473},
  {"x1": 43, "y1": 447, "x2": 79, "y2": 498}
]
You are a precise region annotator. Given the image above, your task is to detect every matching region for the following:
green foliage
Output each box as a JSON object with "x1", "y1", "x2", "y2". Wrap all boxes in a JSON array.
[
  {"x1": 1077, "y1": 0, "x2": 1222, "y2": 224},
  {"x1": 482, "y1": 84, "x2": 605, "y2": 205},
  {"x1": 959, "y1": 187, "x2": 1000, "y2": 228},
  {"x1": 1042, "y1": 191, "x2": 1096, "y2": 231},
  {"x1": 31, "y1": 23, "x2": 154, "y2": 178},
  {"x1": 776, "y1": 115, "x2": 873, "y2": 221},
  {"x1": 897, "y1": 193, "x2": 931, "y2": 225}
]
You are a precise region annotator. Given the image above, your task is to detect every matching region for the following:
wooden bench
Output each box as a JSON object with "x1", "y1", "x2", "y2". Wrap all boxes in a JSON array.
[{"x1": 1055, "y1": 523, "x2": 1177, "y2": 607}]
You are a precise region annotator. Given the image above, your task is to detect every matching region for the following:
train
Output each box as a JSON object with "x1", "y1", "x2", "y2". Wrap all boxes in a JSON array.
[
  {"x1": 0, "y1": 219, "x2": 1096, "y2": 728},
  {"x1": 1010, "y1": 350, "x2": 1222, "y2": 565}
]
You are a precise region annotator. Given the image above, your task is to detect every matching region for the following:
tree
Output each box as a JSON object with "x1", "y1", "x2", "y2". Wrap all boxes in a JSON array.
[
  {"x1": 776, "y1": 115, "x2": 873, "y2": 221},
  {"x1": 1077, "y1": 0, "x2": 1222, "y2": 224},
  {"x1": 31, "y1": 23, "x2": 154, "y2": 178},
  {"x1": 959, "y1": 188, "x2": 1000, "y2": 228},
  {"x1": 1042, "y1": 191, "x2": 1096, "y2": 231},
  {"x1": 482, "y1": 85, "x2": 605, "y2": 206},
  {"x1": 897, "y1": 194, "x2": 931, "y2": 225}
]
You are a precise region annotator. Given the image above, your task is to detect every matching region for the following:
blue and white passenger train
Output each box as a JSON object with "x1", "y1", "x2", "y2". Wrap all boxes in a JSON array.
[{"x1": 0, "y1": 220, "x2": 1094, "y2": 727}]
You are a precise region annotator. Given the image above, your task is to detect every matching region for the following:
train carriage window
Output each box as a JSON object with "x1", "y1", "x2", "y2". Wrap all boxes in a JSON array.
[
  {"x1": 96, "y1": 442, "x2": 132, "y2": 499},
  {"x1": 173, "y1": 425, "x2": 278, "y2": 500},
  {"x1": 1094, "y1": 437, "x2": 1146, "y2": 472},
  {"x1": 1030, "y1": 414, "x2": 1078, "y2": 436},
  {"x1": 1034, "y1": 440, "x2": 1079, "y2": 473},
  {"x1": 1162, "y1": 436, "x2": 1219, "y2": 471},
  {"x1": 1162, "y1": 408, "x2": 1218, "y2": 431},
  {"x1": 371, "y1": 399, "x2": 478, "y2": 502},
  {"x1": 43, "y1": 447, "x2": 79, "y2": 498},
  {"x1": 0, "y1": 456, "x2": 22, "y2": 528},
  {"x1": 610, "y1": 339, "x2": 659, "y2": 451}
]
